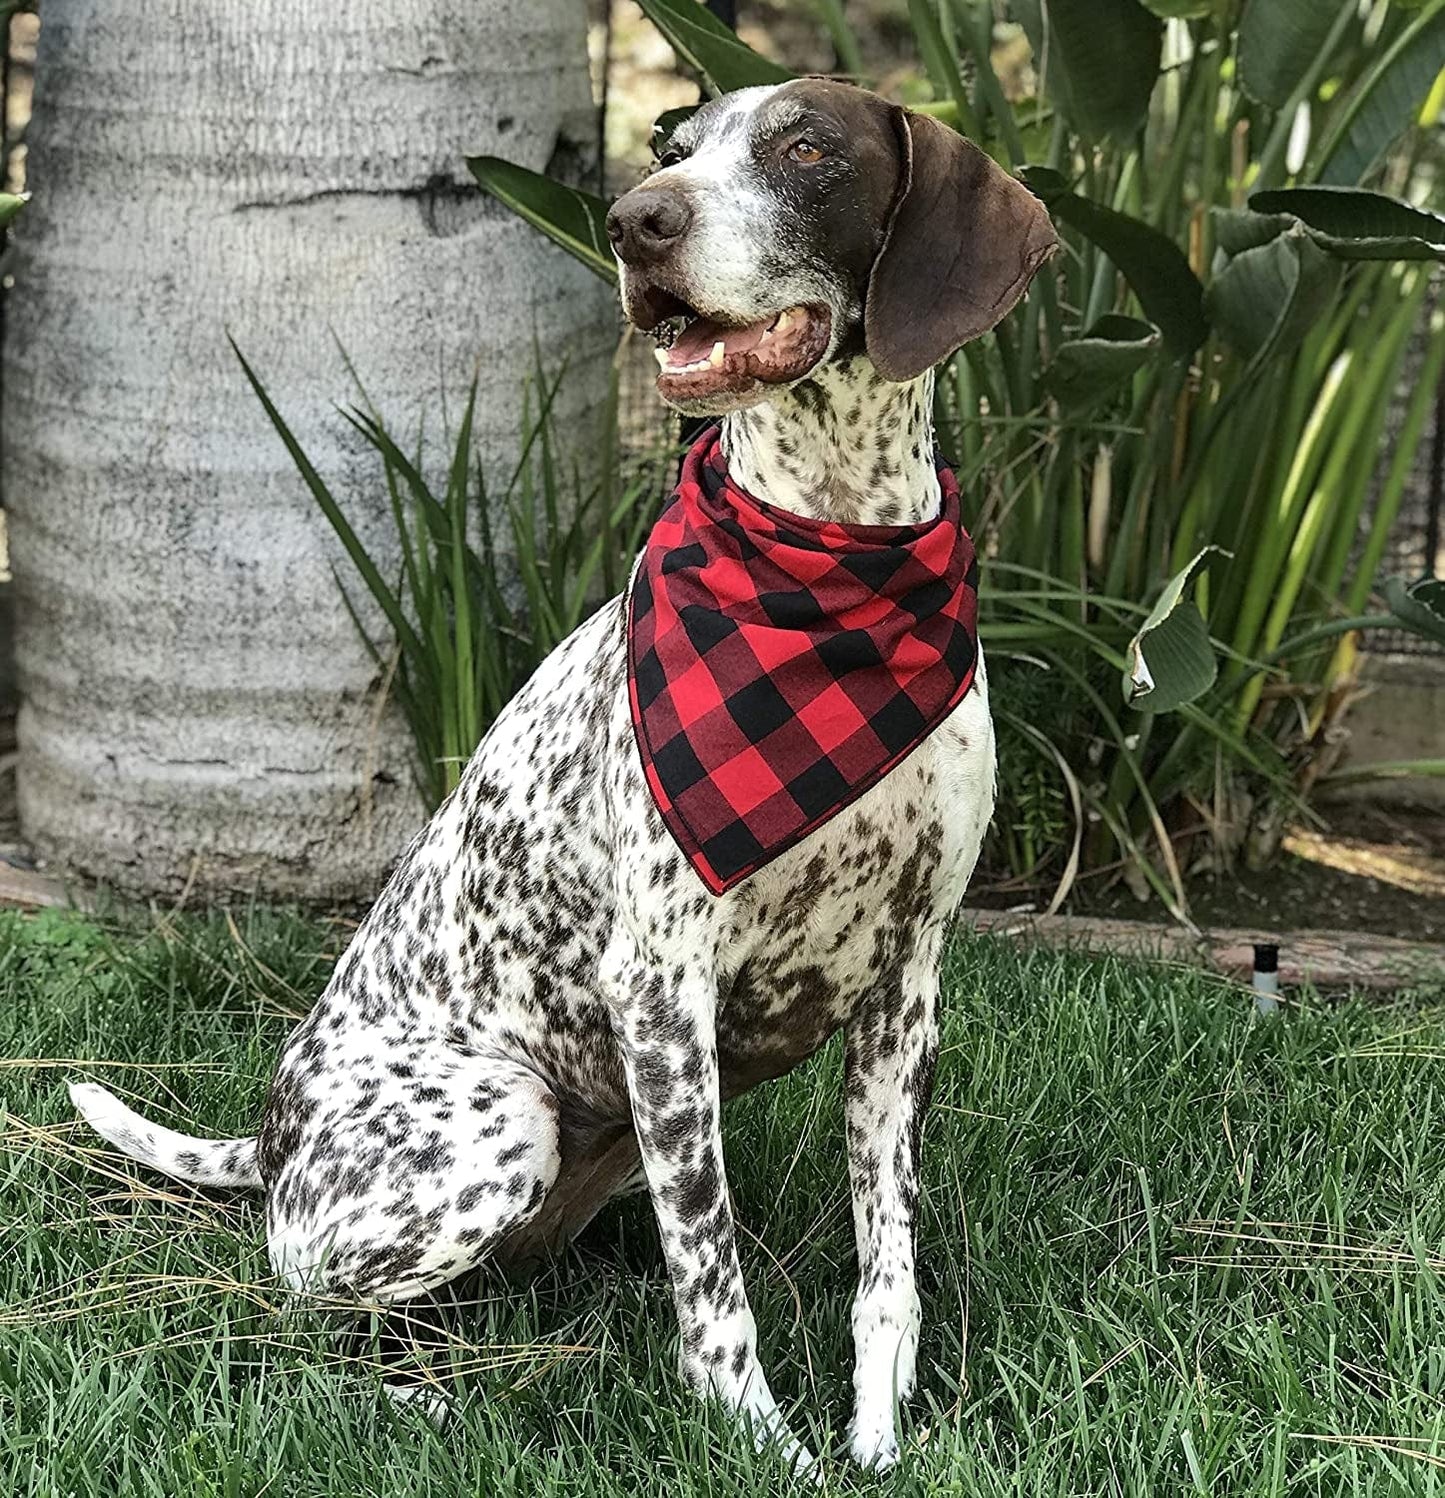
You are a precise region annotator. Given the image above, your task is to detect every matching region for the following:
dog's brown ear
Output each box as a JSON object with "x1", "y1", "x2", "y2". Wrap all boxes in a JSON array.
[{"x1": 865, "y1": 109, "x2": 1057, "y2": 383}]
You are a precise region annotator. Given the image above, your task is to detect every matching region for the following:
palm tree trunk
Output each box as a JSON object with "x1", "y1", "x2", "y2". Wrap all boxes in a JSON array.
[{"x1": 3, "y1": 0, "x2": 614, "y2": 901}]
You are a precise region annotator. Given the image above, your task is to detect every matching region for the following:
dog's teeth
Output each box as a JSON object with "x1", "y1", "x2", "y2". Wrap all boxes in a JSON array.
[
  {"x1": 654, "y1": 346, "x2": 670, "y2": 369},
  {"x1": 708, "y1": 340, "x2": 726, "y2": 368}
]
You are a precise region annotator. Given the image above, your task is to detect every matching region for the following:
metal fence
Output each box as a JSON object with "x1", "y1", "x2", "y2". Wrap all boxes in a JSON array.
[
  {"x1": 1, "y1": 5, "x2": 1441, "y2": 665},
  {"x1": 1368, "y1": 274, "x2": 1445, "y2": 656},
  {"x1": 594, "y1": 1, "x2": 1444, "y2": 661}
]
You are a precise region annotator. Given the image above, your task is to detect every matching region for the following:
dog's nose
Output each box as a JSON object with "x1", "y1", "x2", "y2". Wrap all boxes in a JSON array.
[{"x1": 605, "y1": 187, "x2": 693, "y2": 267}]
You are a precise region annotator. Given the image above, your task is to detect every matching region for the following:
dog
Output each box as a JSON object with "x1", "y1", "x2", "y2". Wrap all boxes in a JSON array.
[{"x1": 70, "y1": 78, "x2": 1055, "y2": 1471}]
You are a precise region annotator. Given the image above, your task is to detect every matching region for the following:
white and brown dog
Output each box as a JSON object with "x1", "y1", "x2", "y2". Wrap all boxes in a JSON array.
[{"x1": 71, "y1": 80, "x2": 1054, "y2": 1471}]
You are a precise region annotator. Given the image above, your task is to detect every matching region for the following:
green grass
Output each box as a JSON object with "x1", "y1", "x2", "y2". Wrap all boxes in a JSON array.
[{"x1": 4, "y1": 906, "x2": 1445, "y2": 1496}]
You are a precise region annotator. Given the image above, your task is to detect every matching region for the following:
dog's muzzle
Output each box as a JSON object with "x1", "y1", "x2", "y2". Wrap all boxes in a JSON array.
[{"x1": 607, "y1": 182, "x2": 831, "y2": 407}]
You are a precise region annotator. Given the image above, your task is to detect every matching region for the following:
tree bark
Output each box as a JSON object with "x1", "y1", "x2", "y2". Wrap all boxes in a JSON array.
[{"x1": 4, "y1": 0, "x2": 615, "y2": 902}]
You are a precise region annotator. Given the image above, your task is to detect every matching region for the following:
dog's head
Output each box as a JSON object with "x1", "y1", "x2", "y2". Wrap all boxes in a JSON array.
[{"x1": 605, "y1": 79, "x2": 1057, "y2": 415}]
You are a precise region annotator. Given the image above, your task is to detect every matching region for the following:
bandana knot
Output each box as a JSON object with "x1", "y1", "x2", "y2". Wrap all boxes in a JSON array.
[{"x1": 627, "y1": 425, "x2": 979, "y2": 893}]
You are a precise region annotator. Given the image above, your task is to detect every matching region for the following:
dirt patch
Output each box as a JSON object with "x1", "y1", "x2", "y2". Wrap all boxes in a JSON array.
[
  {"x1": 1184, "y1": 806, "x2": 1445, "y2": 944},
  {"x1": 974, "y1": 804, "x2": 1445, "y2": 945},
  {"x1": 965, "y1": 909, "x2": 1443, "y2": 993}
]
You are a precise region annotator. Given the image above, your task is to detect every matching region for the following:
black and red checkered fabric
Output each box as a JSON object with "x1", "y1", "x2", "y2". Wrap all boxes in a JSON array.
[{"x1": 627, "y1": 425, "x2": 979, "y2": 894}]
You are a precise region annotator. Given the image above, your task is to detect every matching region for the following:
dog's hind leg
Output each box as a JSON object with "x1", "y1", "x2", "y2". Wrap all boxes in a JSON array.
[
  {"x1": 263, "y1": 1047, "x2": 561, "y2": 1307},
  {"x1": 492, "y1": 1119, "x2": 643, "y2": 1268}
]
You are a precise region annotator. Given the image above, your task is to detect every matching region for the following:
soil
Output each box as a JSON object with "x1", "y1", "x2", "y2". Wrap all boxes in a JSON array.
[
  {"x1": 1174, "y1": 809, "x2": 1445, "y2": 944},
  {"x1": 974, "y1": 803, "x2": 1445, "y2": 944}
]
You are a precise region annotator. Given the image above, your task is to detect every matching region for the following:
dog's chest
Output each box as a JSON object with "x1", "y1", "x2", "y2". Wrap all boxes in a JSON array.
[
  {"x1": 710, "y1": 677, "x2": 995, "y2": 1090},
  {"x1": 315, "y1": 602, "x2": 994, "y2": 1122}
]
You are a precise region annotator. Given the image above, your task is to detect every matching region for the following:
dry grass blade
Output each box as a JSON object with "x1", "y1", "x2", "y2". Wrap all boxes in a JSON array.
[
  {"x1": 2, "y1": 1114, "x2": 251, "y2": 1224},
  {"x1": 1, "y1": 1272, "x2": 275, "y2": 1328},
  {"x1": 912, "y1": 1161, "x2": 973, "y2": 1448},
  {"x1": 0, "y1": 1058, "x2": 233, "y2": 1072},
  {"x1": 736, "y1": 1215, "x2": 817, "y2": 1400},
  {"x1": 765, "y1": 1083, "x2": 826, "y2": 1234},
  {"x1": 1294, "y1": 1432, "x2": 1445, "y2": 1471},
  {"x1": 1348, "y1": 1047, "x2": 1445, "y2": 1062},
  {"x1": 1008, "y1": 715, "x2": 1084, "y2": 917},
  {"x1": 1175, "y1": 1219, "x2": 1445, "y2": 1274},
  {"x1": 775, "y1": 1192, "x2": 850, "y2": 1275}
]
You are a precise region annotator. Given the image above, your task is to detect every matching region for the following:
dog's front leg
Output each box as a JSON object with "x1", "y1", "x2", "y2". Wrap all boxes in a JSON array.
[
  {"x1": 602, "y1": 926, "x2": 811, "y2": 1470},
  {"x1": 843, "y1": 927, "x2": 943, "y2": 1470}
]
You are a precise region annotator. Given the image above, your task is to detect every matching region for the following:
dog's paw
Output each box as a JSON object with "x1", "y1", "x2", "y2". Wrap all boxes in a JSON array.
[
  {"x1": 744, "y1": 1407, "x2": 817, "y2": 1479},
  {"x1": 732, "y1": 1393, "x2": 818, "y2": 1480},
  {"x1": 847, "y1": 1414, "x2": 901, "y2": 1471},
  {"x1": 382, "y1": 1382, "x2": 453, "y2": 1428}
]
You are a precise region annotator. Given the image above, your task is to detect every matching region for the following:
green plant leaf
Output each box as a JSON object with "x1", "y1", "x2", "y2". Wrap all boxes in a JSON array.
[
  {"x1": 1238, "y1": 0, "x2": 1351, "y2": 108},
  {"x1": 1045, "y1": 314, "x2": 1161, "y2": 410},
  {"x1": 1323, "y1": 756, "x2": 1445, "y2": 787},
  {"x1": 1204, "y1": 223, "x2": 1341, "y2": 362},
  {"x1": 632, "y1": 0, "x2": 793, "y2": 94},
  {"x1": 1124, "y1": 548, "x2": 1222, "y2": 713},
  {"x1": 231, "y1": 337, "x2": 433, "y2": 676},
  {"x1": 814, "y1": 0, "x2": 865, "y2": 79},
  {"x1": 908, "y1": 0, "x2": 983, "y2": 140},
  {"x1": 1211, "y1": 207, "x2": 1293, "y2": 257},
  {"x1": 1013, "y1": 0, "x2": 1163, "y2": 141},
  {"x1": 465, "y1": 156, "x2": 615, "y2": 284},
  {"x1": 1250, "y1": 186, "x2": 1445, "y2": 260},
  {"x1": 0, "y1": 192, "x2": 27, "y2": 227},
  {"x1": 1385, "y1": 576, "x2": 1445, "y2": 645},
  {"x1": 1021, "y1": 167, "x2": 1208, "y2": 354},
  {"x1": 1315, "y1": 0, "x2": 1445, "y2": 184}
]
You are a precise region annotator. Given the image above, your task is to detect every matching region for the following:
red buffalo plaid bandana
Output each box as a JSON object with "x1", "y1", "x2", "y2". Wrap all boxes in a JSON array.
[{"x1": 627, "y1": 425, "x2": 979, "y2": 894}]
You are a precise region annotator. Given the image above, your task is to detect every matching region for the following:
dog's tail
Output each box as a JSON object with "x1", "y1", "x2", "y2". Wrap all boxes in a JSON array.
[{"x1": 69, "y1": 1080, "x2": 263, "y2": 1189}]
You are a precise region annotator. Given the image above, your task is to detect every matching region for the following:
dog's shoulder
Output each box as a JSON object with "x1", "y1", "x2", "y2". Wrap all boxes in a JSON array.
[{"x1": 446, "y1": 594, "x2": 629, "y2": 812}]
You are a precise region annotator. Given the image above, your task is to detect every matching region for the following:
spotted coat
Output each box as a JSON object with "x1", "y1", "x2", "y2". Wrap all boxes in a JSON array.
[{"x1": 67, "y1": 73, "x2": 1059, "y2": 1475}]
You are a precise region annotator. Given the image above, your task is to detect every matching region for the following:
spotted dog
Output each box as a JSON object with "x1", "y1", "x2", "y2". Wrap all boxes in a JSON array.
[{"x1": 71, "y1": 79, "x2": 1054, "y2": 1471}]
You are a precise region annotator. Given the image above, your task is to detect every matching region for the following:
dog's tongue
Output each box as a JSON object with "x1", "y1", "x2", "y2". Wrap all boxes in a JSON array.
[{"x1": 666, "y1": 312, "x2": 772, "y2": 369}]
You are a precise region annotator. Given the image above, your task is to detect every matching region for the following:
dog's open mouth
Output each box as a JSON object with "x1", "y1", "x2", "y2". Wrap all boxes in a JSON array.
[{"x1": 647, "y1": 302, "x2": 832, "y2": 403}]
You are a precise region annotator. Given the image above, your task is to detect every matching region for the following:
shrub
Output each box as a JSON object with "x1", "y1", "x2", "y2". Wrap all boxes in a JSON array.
[
  {"x1": 236, "y1": 346, "x2": 663, "y2": 809},
  {"x1": 471, "y1": 0, "x2": 1445, "y2": 912}
]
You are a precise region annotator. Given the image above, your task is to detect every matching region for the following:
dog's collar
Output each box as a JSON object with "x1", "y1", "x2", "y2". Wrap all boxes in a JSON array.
[{"x1": 626, "y1": 425, "x2": 979, "y2": 894}]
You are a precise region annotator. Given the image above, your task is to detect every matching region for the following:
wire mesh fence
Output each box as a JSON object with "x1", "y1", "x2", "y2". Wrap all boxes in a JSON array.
[
  {"x1": 593, "y1": 5, "x2": 1444, "y2": 662},
  {"x1": 1367, "y1": 272, "x2": 1445, "y2": 656},
  {"x1": 0, "y1": 4, "x2": 1439, "y2": 666}
]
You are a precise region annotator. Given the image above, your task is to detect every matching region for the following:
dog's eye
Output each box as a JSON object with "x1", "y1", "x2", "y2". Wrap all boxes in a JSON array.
[
  {"x1": 786, "y1": 138, "x2": 825, "y2": 165},
  {"x1": 655, "y1": 147, "x2": 684, "y2": 169}
]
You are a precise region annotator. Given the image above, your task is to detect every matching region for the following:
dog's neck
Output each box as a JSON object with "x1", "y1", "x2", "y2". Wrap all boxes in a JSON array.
[{"x1": 719, "y1": 358, "x2": 938, "y2": 527}]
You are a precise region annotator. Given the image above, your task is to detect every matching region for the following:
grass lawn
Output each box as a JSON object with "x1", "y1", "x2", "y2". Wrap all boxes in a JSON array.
[{"x1": 4, "y1": 906, "x2": 1445, "y2": 1496}]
